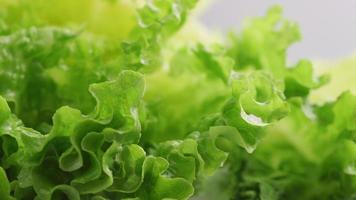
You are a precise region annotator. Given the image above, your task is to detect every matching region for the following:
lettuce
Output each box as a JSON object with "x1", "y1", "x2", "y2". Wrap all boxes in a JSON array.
[{"x1": 0, "y1": 1, "x2": 355, "y2": 200}]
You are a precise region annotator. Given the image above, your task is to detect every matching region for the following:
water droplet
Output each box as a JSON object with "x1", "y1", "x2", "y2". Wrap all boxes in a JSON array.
[
  {"x1": 130, "y1": 107, "x2": 141, "y2": 131},
  {"x1": 240, "y1": 105, "x2": 269, "y2": 127},
  {"x1": 137, "y1": 17, "x2": 150, "y2": 28},
  {"x1": 140, "y1": 56, "x2": 150, "y2": 65},
  {"x1": 302, "y1": 104, "x2": 316, "y2": 120},
  {"x1": 172, "y1": 3, "x2": 182, "y2": 21},
  {"x1": 344, "y1": 163, "x2": 356, "y2": 175},
  {"x1": 244, "y1": 143, "x2": 257, "y2": 154},
  {"x1": 220, "y1": 160, "x2": 226, "y2": 167}
]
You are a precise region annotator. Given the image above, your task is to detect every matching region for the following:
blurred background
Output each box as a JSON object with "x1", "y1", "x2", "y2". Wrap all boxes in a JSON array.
[{"x1": 200, "y1": 0, "x2": 356, "y2": 62}]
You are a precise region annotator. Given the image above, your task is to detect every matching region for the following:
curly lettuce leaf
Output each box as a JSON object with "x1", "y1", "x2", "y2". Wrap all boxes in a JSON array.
[
  {"x1": 227, "y1": 6, "x2": 327, "y2": 99},
  {"x1": 1, "y1": 1, "x2": 355, "y2": 200}
]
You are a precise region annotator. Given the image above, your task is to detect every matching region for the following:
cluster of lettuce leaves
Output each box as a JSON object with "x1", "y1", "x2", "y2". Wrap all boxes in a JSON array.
[{"x1": 0, "y1": 0, "x2": 355, "y2": 199}]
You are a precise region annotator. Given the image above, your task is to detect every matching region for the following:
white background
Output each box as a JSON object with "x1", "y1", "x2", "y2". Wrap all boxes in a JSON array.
[{"x1": 200, "y1": 0, "x2": 356, "y2": 61}]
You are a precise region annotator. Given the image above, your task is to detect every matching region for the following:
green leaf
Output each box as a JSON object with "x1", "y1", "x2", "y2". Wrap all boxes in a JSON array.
[
  {"x1": 136, "y1": 156, "x2": 194, "y2": 200},
  {"x1": 223, "y1": 72, "x2": 289, "y2": 152},
  {"x1": 0, "y1": 167, "x2": 15, "y2": 200},
  {"x1": 227, "y1": 5, "x2": 300, "y2": 77}
]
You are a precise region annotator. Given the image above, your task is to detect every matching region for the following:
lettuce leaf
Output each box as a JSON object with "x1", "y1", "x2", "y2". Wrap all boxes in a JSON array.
[{"x1": 0, "y1": 1, "x2": 355, "y2": 200}]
